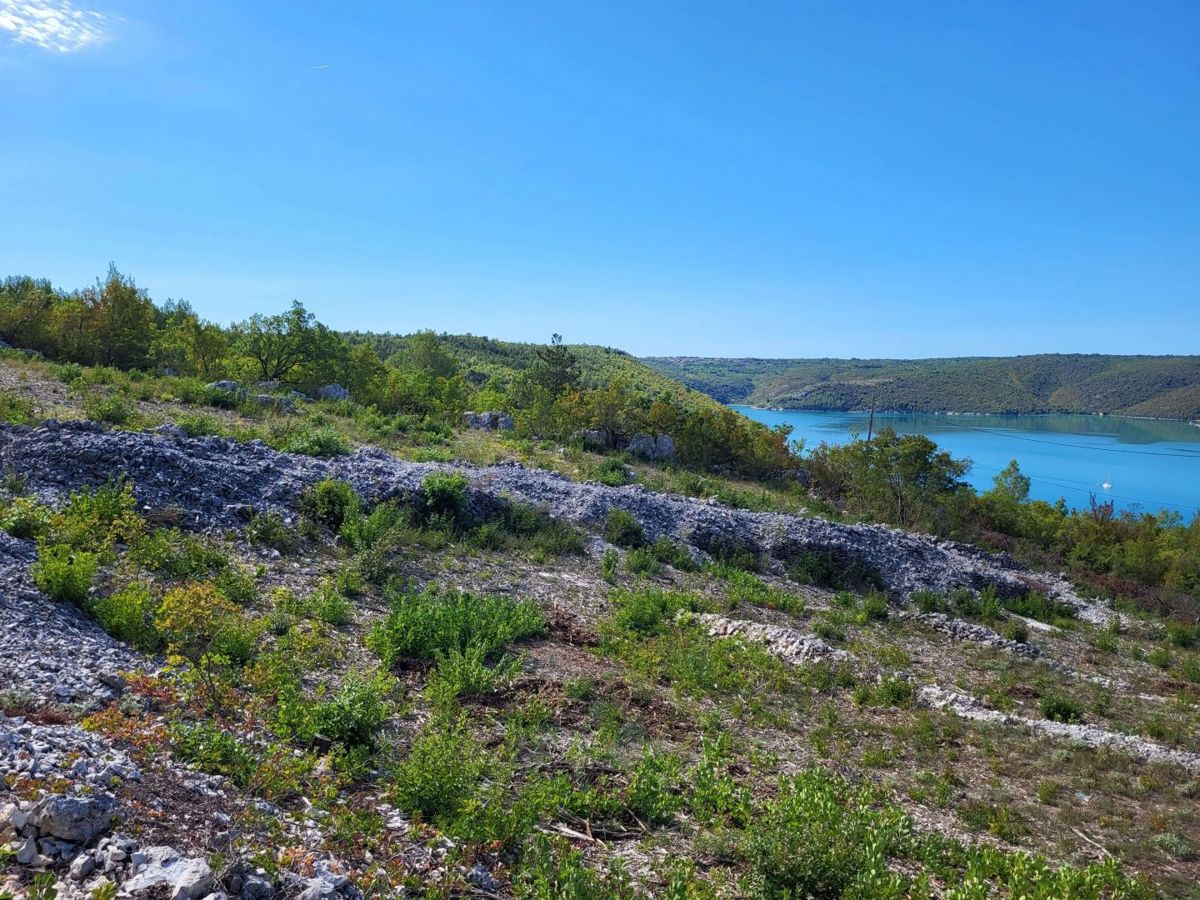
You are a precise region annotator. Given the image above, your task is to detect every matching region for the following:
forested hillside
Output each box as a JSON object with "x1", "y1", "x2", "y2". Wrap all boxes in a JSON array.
[
  {"x1": 0, "y1": 270, "x2": 793, "y2": 475},
  {"x1": 644, "y1": 355, "x2": 1200, "y2": 418}
]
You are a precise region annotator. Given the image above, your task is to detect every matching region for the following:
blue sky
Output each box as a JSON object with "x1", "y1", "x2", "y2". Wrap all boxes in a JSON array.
[{"x1": 2, "y1": 1, "x2": 1197, "y2": 357}]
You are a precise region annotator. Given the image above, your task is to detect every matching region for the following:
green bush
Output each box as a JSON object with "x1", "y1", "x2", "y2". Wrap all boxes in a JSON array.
[
  {"x1": 83, "y1": 392, "x2": 134, "y2": 425},
  {"x1": 787, "y1": 548, "x2": 880, "y2": 591},
  {"x1": 0, "y1": 496, "x2": 50, "y2": 540},
  {"x1": 213, "y1": 565, "x2": 258, "y2": 603},
  {"x1": 310, "y1": 583, "x2": 354, "y2": 627},
  {"x1": 169, "y1": 720, "x2": 256, "y2": 786},
  {"x1": 49, "y1": 481, "x2": 143, "y2": 554},
  {"x1": 425, "y1": 644, "x2": 522, "y2": 707},
  {"x1": 301, "y1": 479, "x2": 360, "y2": 532},
  {"x1": 603, "y1": 508, "x2": 644, "y2": 548},
  {"x1": 281, "y1": 425, "x2": 351, "y2": 458},
  {"x1": 912, "y1": 590, "x2": 944, "y2": 614},
  {"x1": 600, "y1": 548, "x2": 619, "y2": 584},
  {"x1": 610, "y1": 588, "x2": 695, "y2": 636},
  {"x1": 313, "y1": 673, "x2": 393, "y2": 748},
  {"x1": 32, "y1": 543, "x2": 98, "y2": 605},
  {"x1": 1003, "y1": 591, "x2": 1076, "y2": 624},
  {"x1": 625, "y1": 749, "x2": 682, "y2": 826},
  {"x1": 92, "y1": 582, "x2": 162, "y2": 650},
  {"x1": 1039, "y1": 692, "x2": 1084, "y2": 724},
  {"x1": 0, "y1": 389, "x2": 36, "y2": 425},
  {"x1": 367, "y1": 587, "x2": 545, "y2": 668},
  {"x1": 857, "y1": 591, "x2": 889, "y2": 623},
  {"x1": 246, "y1": 510, "x2": 299, "y2": 552},
  {"x1": 467, "y1": 503, "x2": 585, "y2": 558},
  {"x1": 129, "y1": 528, "x2": 226, "y2": 578},
  {"x1": 420, "y1": 470, "x2": 469, "y2": 530},
  {"x1": 747, "y1": 767, "x2": 911, "y2": 898},
  {"x1": 1004, "y1": 620, "x2": 1030, "y2": 644},
  {"x1": 338, "y1": 500, "x2": 408, "y2": 551},
  {"x1": 592, "y1": 457, "x2": 631, "y2": 487},
  {"x1": 389, "y1": 712, "x2": 487, "y2": 823},
  {"x1": 174, "y1": 411, "x2": 226, "y2": 438},
  {"x1": 648, "y1": 536, "x2": 698, "y2": 572},
  {"x1": 626, "y1": 546, "x2": 661, "y2": 576}
]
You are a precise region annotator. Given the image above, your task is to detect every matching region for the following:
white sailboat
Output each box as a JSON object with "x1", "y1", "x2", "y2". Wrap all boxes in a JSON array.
[{"x1": 1101, "y1": 468, "x2": 1112, "y2": 491}]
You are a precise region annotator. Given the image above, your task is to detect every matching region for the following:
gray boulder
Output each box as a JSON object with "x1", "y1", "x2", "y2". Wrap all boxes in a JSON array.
[
  {"x1": 253, "y1": 394, "x2": 295, "y2": 413},
  {"x1": 124, "y1": 846, "x2": 214, "y2": 900},
  {"x1": 627, "y1": 432, "x2": 675, "y2": 462},
  {"x1": 462, "y1": 411, "x2": 514, "y2": 431},
  {"x1": 205, "y1": 380, "x2": 244, "y2": 395},
  {"x1": 316, "y1": 383, "x2": 350, "y2": 402},
  {"x1": 29, "y1": 794, "x2": 118, "y2": 843}
]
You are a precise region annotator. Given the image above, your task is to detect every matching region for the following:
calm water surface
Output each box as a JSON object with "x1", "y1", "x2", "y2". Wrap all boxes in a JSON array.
[{"x1": 731, "y1": 406, "x2": 1200, "y2": 518}]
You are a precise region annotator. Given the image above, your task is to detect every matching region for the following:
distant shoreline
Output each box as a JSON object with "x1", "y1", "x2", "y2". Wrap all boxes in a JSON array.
[{"x1": 728, "y1": 404, "x2": 1198, "y2": 425}]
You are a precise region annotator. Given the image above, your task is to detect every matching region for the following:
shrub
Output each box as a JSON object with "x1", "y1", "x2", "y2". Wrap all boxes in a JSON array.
[
  {"x1": 338, "y1": 500, "x2": 408, "y2": 551},
  {"x1": 857, "y1": 591, "x2": 889, "y2": 623},
  {"x1": 0, "y1": 389, "x2": 35, "y2": 425},
  {"x1": 592, "y1": 457, "x2": 631, "y2": 487},
  {"x1": 1003, "y1": 590, "x2": 1076, "y2": 624},
  {"x1": 912, "y1": 590, "x2": 944, "y2": 614},
  {"x1": 174, "y1": 411, "x2": 226, "y2": 437},
  {"x1": 310, "y1": 583, "x2": 354, "y2": 627},
  {"x1": 301, "y1": 479, "x2": 360, "y2": 532},
  {"x1": 367, "y1": 587, "x2": 545, "y2": 668},
  {"x1": 245, "y1": 510, "x2": 299, "y2": 552},
  {"x1": 787, "y1": 549, "x2": 879, "y2": 591},
  {"x1": 1004, "y1": 620, "x2": 1030, "y2": 644},
  {"x1": 213, "y1": 564, "x2": 258, "y2": 603},
  {"x1": 1039, "y1": 692, "x2": 1084, "y2": 724},
  {"x1": 281, "y1": 425, "x2": 351, "y2": 458},
  {"x1": 83, "y1": 392, "x2": 134, "y2": 425},
  {"x1": 468, "y1": 503, "x2": 585, "y2": 558},
  {"x1": 49, "y1": 481, "x2": 143, "y2": 554},
  {"x1": 156, "y1": 582, "x2": 258, "y2": 705},
  {"x1": 600, "y1": 548, "x2": 619, "y2": 584},
  {"x1": 747, "y1": 767, "x2": 911, "y2": 898},
  {"x1": 389, "y1": 712, "x2": 487, "y2": 824},
  {"x1": 0, "y1": 496, "x2": 50, "y2": 540},
  {"x1": 625, "y1": 749, "x2": 682, "y2": 826},
  {"x1": 92, "y1": 582, "x2": 162, "y2": 650},
  {"x1": 877, "y1": 675, "x2": 915, "y2": 707},
  {"x1": 420, "y1": 470, "x2": 469, "y2": 531},
  {"x1": 313, "y1": 673, "x2": 393, "y2": 748},
  {"x1": 32, "y1": 543, "x2": 98, "y2": 604},
  {"x1": 604, "y1": 509, "x2": 644, "y2": 548},
  {"x1": 425, "y1": 644, "x2": 522, "y2": 707},
  {"x1": 626, "y1": 546, "x2": 661, "y2": 576},
  {"x1": 610, "y1": 588, "x2": 695, "y2": 636},
  {"x1": 130, "y1": 528, "x2": 226, "y2": 578},
  {"x1": 169, "y1": 720, "x2": 256, "y2": 786},
  {"x1": 1166, "y1": 622, "x2": 1199, "y2": 649}
]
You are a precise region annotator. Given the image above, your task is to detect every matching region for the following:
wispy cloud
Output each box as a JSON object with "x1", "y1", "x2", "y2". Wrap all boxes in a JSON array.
[{"x1": 0, "y1": 0, "x2": 107, "y2": 53}]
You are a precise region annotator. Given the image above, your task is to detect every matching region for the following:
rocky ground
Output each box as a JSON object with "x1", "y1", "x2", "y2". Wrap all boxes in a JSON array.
[{"x1": 1, "y1": 418, "x2": 1198, "y2": 897}]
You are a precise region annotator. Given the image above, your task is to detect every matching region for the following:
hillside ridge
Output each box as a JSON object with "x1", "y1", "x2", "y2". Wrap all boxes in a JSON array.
[{"x1": 643, "y1": 353, "x2": 1200, "y2": 418}]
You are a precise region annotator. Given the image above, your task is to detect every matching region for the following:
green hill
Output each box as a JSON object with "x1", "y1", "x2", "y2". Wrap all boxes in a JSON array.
[{"x1": 643, "y1": 354, "x2": 1200, "y2": 418}]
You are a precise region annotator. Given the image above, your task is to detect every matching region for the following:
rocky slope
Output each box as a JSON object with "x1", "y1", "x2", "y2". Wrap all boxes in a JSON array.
[{"x1": 0, "y1": 421, "x2": 1105, "y2": 615}]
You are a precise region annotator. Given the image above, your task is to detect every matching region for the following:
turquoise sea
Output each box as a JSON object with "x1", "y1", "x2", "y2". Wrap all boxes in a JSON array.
[{"x1": 730, "y1": 406, "x2": 1200, "y2": 518}]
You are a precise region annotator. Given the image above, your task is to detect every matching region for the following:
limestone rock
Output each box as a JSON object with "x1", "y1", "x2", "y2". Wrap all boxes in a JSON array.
[
  {"x1": 29, "y1": 794, "x2": 118, "y2": 843},
  {"x1": 124, "y1": 846, "x2": 214, "y2": 900},
  {"x1": 462, "y1": 411, "x2": 514, "y2": 431},
  {"x1": 316, "y1": 383, "x2": 350, "y2": 402},
  {"x1": 627, "y1": 432, "x2": 675, "y2": 461}
]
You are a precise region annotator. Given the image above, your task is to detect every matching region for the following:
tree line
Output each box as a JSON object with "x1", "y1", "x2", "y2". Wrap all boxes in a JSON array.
[{"x1": 0, "y1": 268, "x2": 795, "y2": 476}]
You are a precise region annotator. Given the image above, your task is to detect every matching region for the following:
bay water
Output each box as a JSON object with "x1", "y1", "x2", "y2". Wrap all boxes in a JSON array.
[{"x1": 731, "y1": 406, "x2": 1200, "y2": 519}]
